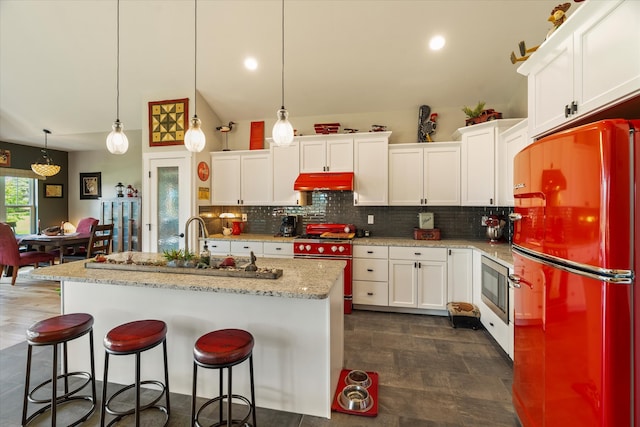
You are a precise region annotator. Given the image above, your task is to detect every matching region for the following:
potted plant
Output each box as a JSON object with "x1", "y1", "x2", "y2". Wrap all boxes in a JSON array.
[{"x1": 163, "y1": 248, "x2": 184, "y2": 267}]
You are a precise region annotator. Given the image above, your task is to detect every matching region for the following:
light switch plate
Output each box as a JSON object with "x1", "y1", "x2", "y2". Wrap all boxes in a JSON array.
[
  {"x1": 418, "y1": 212, "x2": 434, "y2": 229},
  {"x1": 367, "y1": 215, "x2": 374, "y2": 224}
]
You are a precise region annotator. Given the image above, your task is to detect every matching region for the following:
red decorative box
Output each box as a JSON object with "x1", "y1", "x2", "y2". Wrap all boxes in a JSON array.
[{"x1": 413, "y1": 228, "x2": 441, "y2": 240}]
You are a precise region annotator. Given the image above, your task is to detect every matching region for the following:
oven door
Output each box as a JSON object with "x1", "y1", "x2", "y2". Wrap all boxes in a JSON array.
[
  {"x1": 481, "y1": 256, "x2": 510, "y2": 324},
  {"x1": 294, "y1": 253, "x2": 352, "y2": 314}
]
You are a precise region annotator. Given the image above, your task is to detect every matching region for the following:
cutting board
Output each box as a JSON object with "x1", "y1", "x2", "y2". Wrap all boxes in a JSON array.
[{"x1": 320, "y1": 232, "x2": 355, "y2": 239}]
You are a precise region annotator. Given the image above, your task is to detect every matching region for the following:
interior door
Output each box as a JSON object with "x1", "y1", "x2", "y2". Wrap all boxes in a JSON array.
[{"x1": 143, "y1": 152, "x2": 192, "y2": 253}]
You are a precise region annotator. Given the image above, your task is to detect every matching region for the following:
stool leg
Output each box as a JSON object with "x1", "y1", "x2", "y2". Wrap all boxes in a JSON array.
[
  {"x1": 51, "y1": 343, "x2": 58, "y2": 427},
  {"x1": 191, "y1": 362, "x2": 197, "y2": 427},
  {"x1": 135, "y1": 351, "x2": 141, "y2": 426},
  {"x1": 63, "y1": 341, "x2": 69, "y2": 395},
  {"x1": 250, "y1": 354, "x2": 256, "y2": 427},
  {"x1": 227, "y1": 366, "x2": 232, "y2": 427},
  {"x1": 100, "y1": 353, "x2": 110, "y2": 427},
  {"x1": 89, "y1": 331, "x2": 96, "y2": 406},
  {"x1": 162, "y1": 339, "x2": 170, "y2": 416},
  {"x1": 218, "y1": 369, "x2": 223, "y2": 423},
  {"x1": 22, "y1": 344, "x2": 33, "y2": 426}
]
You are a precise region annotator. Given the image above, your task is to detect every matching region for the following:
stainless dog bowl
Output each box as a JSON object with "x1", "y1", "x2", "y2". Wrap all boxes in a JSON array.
[
  {"x1": 345, "y1": 370, "x2": 372, "y2": 388},
  {"x1": 338, "y1": 384, "x2": 373, "y2": 412}
]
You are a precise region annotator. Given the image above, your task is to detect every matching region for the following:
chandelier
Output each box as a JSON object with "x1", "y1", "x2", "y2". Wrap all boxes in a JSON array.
[{"x1": 31, "y1": 129, "x2": 61, "y2": 177}]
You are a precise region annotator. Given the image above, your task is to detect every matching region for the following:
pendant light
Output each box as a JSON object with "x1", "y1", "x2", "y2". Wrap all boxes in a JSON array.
[
  {"x1": 271, "y1": 0, "x2": 294, "y2": 147},
  {"x1": 184, "y1": 0, "x2": 206, "y2": 152},
  {"x1": 31, "y1": 129, "x2": 61, "y2": 177},
  {"x1": 106, "y1": 0, "x2": 129, "y2": 155}
]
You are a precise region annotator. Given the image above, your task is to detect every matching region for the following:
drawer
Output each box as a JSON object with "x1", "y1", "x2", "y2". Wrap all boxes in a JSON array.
[
  {"x1": 353, "y1": 258, "x2": 388, "y2": 282},
  {"x1": 230, "y1": 241, "x2": 263, "y2": 256},
  {"x1": 479, "y1": 300, "x2": 511, "y2": 356},
  {"x1": 353, "y1": 245, "x2": 389, "y2": 259},
  {"x1": 205, "y1": 240, "x2": 231, "y2": 255},
  {"x1": 353, "y1": 281, "x2": 388, "y2": 306},
  {"x1": 263, "y1": 242, "x2": 293, "y2": 258},
  {"x1": 389, "y1": 246, "x2": 447, "y2": 261}
]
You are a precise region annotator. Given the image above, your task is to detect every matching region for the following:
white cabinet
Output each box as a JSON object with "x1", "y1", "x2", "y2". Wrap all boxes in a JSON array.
[
  {"x1": 447, "y1": 248, "x2": 473, "y2": 303},
  {"x1": 388, "y1": 246, "x2": 447, "y2": 310},
  {"x1": 388, "y1": 142, "x2": 460, "y2": 206},
  {"x1": 518, "y1": 0, "x2": 640, "y2": 138},
  {"x1": 230, "y1": 240, "x2": 263, "y2": 256},
  {"x1": 353, "y1": 133, "x2": 390, "y2": 206},
  {"x1": 299, "y1": 137, "x2": 353, "y2": 173},
  {"x1": 457, "y1": 120, "x2": 523, "y2": 206},
  {"x1": 211, "y1": 150, "x2": 272, "y2": 205},
  {"x1": 497, "y1": 119, "x2": 530, "y2": 206},
  {"x1": 353, "y1": 245, "x2": 389, "y2": 306},
  {"x1": 263, "y1": 241, "x2": 293, "y2": 258},
  {"x1": 205, "y1": 239, "x2": 231, "y2": 256},
  {"x1": 270, "y1": 140, "x2": 300, "y2": 205}
]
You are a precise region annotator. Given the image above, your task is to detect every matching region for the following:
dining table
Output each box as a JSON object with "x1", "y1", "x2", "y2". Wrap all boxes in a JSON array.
[{"x1": 18, "y1": 233, "x2": 92, "y2": 263}]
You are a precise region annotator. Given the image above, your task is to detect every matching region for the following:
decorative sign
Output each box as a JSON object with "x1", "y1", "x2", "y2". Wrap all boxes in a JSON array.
[
  {"x1": 198, "y1": 187, "x2": 210, "y2": 201},
  {"x1": 0, "y1": 149, "x2": 10, "y2": 167},
  {"x1": 148, "y1": 98, "x2": 189, "y2": 146},
  {"x1": 44, "y1": 184, "x2": 63, "y2": 198},
  {"x1": 250, "y1": 121, "x2": 265, "y2": 150},
  {"x1": 197, "y1": 161, "x2": 210, "y2": 181}
]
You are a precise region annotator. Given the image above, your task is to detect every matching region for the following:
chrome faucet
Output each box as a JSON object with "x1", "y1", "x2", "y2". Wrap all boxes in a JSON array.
[{"x1": 184, "y1": 216, "x2": 209, "y2": 255}]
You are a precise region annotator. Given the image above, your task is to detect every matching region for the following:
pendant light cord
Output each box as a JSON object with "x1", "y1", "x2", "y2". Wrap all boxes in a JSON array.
[
  {"x1": 280, "y1": 0, "x2": 285, "y2": 109},
  {"x1": 194, "y1": 0, "x2": 198, "y2": 115},
  {"x1": 116, "y1": 0, "x2": 121, "y2": 122}
]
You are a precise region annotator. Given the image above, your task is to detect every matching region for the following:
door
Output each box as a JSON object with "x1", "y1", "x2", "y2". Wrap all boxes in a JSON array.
[
  {"x1": 388, "y1": 259, "x2": 417, "y2": 307},
  {"x1": 423, "y1": 144, "x2": 460, "y2": 205},
  {"x1": 143, "y1": 152, "x2": 192, "y2": 253},
  {"x1": 416, "y1": 261, "x2": 447, "y2": 310},
  {"x1": 388, "y1": 146, "x2": 423, "y2": 205}
]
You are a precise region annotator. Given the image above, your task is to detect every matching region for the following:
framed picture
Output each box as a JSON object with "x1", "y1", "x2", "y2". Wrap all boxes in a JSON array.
[
  {"x1": 44, "y1": 184, "x2": 63, "y2": 198},
  {"x1": 149, "y1": 98, "x2": 189, "y2": 147},
  {"x1": 0, "y1": 149, "x2": 10, "y2": 167},
  {"x1": 80, "y1": 172, "x2": 102, "y2": 200}
]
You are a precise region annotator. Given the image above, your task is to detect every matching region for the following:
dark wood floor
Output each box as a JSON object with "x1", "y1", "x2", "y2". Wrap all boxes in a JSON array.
[{"x1": 0, "y1": 267, "x2": 519, "y2": 426}]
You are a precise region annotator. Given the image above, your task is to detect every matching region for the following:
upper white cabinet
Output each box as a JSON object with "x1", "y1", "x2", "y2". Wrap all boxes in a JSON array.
[
  {"x1": 353, "y1": 133, "x2": 390, "y2": 206},
  {"x1": 497, "y1": 119, "x2": 530, "y2": 206},
  {"x1": 456, "y1": 120, "x2": 523, "y2": 206},
  {"x1": 388, "y1": 142, "x2": 460, "y2": 206},
  {"x1": 270, "y1": 140, "x2": 300, "y2": 205},
  {"x1": 211, "y1": 150, "x2": 272, "y2": 205},
  {"x1": 518, "y1": 0, "x2": 640, "y2": 138},
  {"x1": 299, "y1": 137, "x2": 353, "y2": 173}
]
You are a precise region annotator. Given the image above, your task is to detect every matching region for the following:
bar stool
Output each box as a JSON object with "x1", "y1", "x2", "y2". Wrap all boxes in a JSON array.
[
  {"x1": 100, "y1": 319, "x2": 170, "y2": 427},
  {"x1": 191, "y1": 328, "x2": 257, "y2": 427},
  {"x1": 22, "y1": 313, "x2": 96, "y2": 427}
]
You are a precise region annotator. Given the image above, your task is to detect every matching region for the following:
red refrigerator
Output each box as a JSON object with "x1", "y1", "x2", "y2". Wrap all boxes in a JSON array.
[{"x1": 511, "y1": 119, "x2": 639, "y2": 427}]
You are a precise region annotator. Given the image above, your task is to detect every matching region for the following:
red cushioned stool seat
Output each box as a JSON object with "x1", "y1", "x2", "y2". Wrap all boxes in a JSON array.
[
  {"x1": 191, "y1": 329, "x2": 257, "y2": 427},
  {"x1": 100, "y1": 320, "x2": 170, "y2": 427},
  {"x1": 22, "y1": 313, "x2": 96, "y2": 427}
]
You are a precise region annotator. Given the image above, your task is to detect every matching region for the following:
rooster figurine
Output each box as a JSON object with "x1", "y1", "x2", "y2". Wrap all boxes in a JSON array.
[
  {"x1": 424, "y1": 113, "x2": 438, "y2": 142},
  {"x1": 510, "y1": 2, "x2": 574, "y2": 64}
]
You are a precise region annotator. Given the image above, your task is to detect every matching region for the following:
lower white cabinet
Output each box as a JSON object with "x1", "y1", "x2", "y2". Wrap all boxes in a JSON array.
[
  {"x1": 205, "y1": 239, "x2": 231, "y2": 256},
  {"x1": 353, "y1": 245, "x2": 389, "y2": 306},
  {"x1": 263, "y1": 241, "x2": 294, "y2": 258},
  {"x1": 447, "y1": 248, "x2": 473, "y2": 303},
  {"x1": 230, "y1": 241, "x2": 263, "y2": 256},
  {"x1": 388, "y1": 247, "x2": 447, "y2": 310}
]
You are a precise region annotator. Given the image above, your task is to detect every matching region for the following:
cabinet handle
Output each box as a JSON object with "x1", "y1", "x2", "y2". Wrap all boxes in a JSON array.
[
  {"x1": 243, "y1": 246, "x2": 250, "y2": 249},
  {"x1": 418, "y1": 262, "x2": 421, "y2": 268},
  {"x1": 414, "y1": 252, "x2": 421, "y2": 256},
  {"x1": 367, "y1": 251, "x2": 373, "y2": 254},
  {"x1": 367, "y1": 269, "x2": 374, "y2": 272},
  {"x1": 448, "y1": 249, "x2": 451, "y2": 256},
  {"x1": 570, "y1": 101, "x2": 578, "y2": 115},
  {"x1": 564, "y1": 104, "x2": 571, "y2": 118},
  {"x1": 367, "y1": 292, "x2": 374, "y2": 296},
  {"x1": 490, "y1": 198, "x2": 494, "y2": 205},
  {"x1": 275, "y1": 247, "x2": 282, "y2": 251},
  {"x1": 414, "y1": 261, "x2": 417, "y2": 268}
]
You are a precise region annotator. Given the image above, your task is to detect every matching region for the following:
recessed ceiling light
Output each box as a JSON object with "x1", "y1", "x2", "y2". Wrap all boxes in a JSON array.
[
  {"x1": 244, "y1": 57, "x2": 258, "y2": 71},
  {"x1": 429, "y1": 35, "x2": 445, "y2": 51}
]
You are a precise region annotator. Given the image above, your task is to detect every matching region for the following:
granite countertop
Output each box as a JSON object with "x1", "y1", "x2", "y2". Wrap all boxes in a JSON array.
[
  {"x1": 201, "y1": 234, "x2": 513, "y2": 266},
  {"x1": 28, "y1": 253, "x2": 345, "y2": 300}
]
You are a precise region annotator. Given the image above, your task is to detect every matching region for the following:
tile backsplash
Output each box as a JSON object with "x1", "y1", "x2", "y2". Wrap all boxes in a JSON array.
[{"x1": 199, "y1": 191, "x2": 514, "y2": 242}]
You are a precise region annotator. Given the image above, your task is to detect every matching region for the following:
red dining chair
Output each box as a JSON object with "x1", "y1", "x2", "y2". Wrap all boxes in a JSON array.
[
  {"x1": 0, "y1": 222, "x2": 55, "y2": 286},
  {"x1": 76, "y1": 217, "x2": 99, "y2": 235}
]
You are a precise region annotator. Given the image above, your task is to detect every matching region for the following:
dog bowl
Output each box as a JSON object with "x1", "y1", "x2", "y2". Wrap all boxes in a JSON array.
[
  {"x1": 345, "y1": 370, "x2": 372, "y2": 388},
  {"x1": 338, "y1": 384, "x2": 373, "y2": 412}
]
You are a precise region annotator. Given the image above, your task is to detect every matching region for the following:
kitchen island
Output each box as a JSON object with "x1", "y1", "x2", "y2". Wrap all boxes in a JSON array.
[{"x1": 29, "y1": 253, "x2": 345, "y2": 419}]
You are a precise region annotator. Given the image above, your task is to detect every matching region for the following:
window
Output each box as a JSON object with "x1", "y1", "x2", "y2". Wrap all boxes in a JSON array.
[{"x1": 1, "y1": 176, "x2": 36, "y2": 234}]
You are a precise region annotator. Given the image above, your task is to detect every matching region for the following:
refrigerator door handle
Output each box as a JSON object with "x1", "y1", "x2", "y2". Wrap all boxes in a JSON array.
[
  {"x1": 508, "y1": 274, "x2": 522, "y2": 288},
  {"x1": 508, "y1": 212, "x2": 522, "y2": 222}
]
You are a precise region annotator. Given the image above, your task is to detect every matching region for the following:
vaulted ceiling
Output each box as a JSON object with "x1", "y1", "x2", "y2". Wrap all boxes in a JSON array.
[{"x1": 0, "y1": 0, "x2": 573, "y2": 151}]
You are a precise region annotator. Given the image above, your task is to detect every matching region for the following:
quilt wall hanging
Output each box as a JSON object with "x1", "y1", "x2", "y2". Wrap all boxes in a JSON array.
[{"x1": 149, "y1": 98, "x2": 188, "y2": 147}]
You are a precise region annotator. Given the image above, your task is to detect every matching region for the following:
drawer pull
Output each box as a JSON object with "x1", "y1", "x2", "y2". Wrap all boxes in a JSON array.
[
  {"x1": 367, "y1": 251, "x2": 373, "y2": 254},
  {"x1": 367, "y1": 269, "x2": 374, "y2": 272},
  {"x1": 275, "y1": 247, "x2": 282, "y2": 251},
  {"x1": 414, "y1": 252, "x2": 421, "y2": 256},
  {"x1": 367, "y1": 292, "x2": 374, "y2": 296},
  {"x1": 243, "y1": 246, "x2": 250, "y2": 249}
]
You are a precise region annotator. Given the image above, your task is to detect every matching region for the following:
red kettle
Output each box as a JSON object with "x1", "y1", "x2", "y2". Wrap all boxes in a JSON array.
[{"x1": 231, "y1": 221, "x2": 245, "y2": 235}]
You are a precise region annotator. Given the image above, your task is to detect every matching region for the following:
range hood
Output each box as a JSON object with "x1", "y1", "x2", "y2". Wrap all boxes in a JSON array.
[{"x1": 293, "y1": 172, "x2": 354, "y2": 191}]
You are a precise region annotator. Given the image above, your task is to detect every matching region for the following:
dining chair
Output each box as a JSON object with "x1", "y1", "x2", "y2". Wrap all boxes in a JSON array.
[
  {"x1": 76, "y1": 217, "x2": 99, "y2": 235},
  {"x1": 64, "y1": 224, "x2": 114, "y2": 261},
  {"x1": 0, "y1": 222, "x2": 56, "y2": 286}
]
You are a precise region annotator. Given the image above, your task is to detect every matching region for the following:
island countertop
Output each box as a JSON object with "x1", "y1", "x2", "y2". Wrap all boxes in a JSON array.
[{"x1": 28, "y1": 253, "x2": 345, "y2": 300}]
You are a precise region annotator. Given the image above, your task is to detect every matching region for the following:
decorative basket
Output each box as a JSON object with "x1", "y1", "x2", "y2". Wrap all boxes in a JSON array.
[
  {"x1": 314, "y1": 123, "x2": 341, "y2": 134},
  {"x1": 42, "y1": 226, "x2": 61, "y2": 236},
  {"x1": 413, "y1": 228, "x2": 440, "y2": 240}
]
